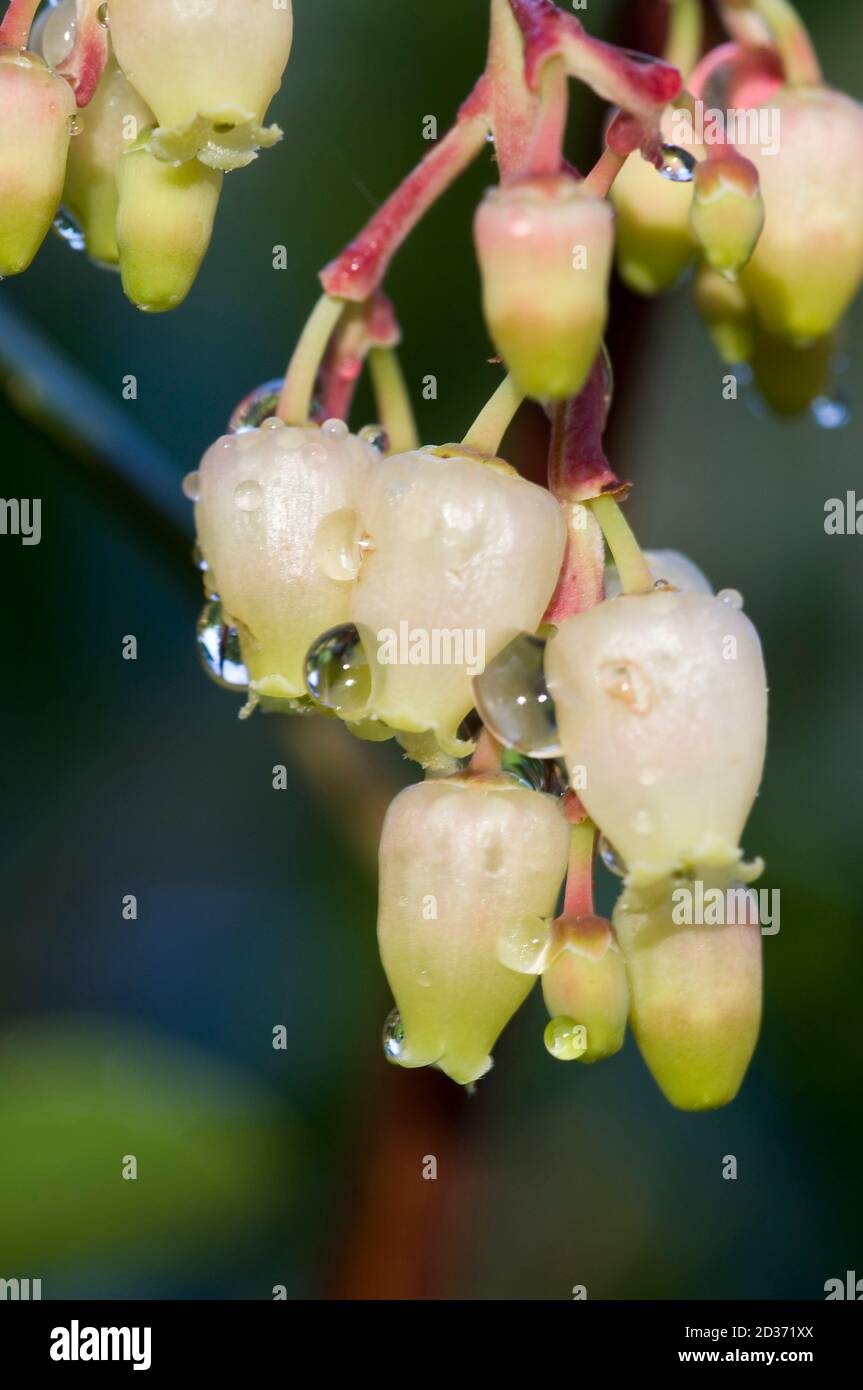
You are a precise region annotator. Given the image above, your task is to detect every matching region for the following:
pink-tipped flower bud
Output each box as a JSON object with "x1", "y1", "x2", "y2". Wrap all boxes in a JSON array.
[
  {"x1": 738, "y1": 86, "x2": 863, "y2": 341},
  {"x1": 0, "y1": 48, "x2": 75, "y2": 276},
  {"x1": 474, "y1": 175, "x2": 614, "y2": 400},
  {"x1": 689, "y1": 153, "x2": 765, "y2": 279},
  {"x1": 350, "y1": 447, "x2": 566, "y2": 753},
  {"x1": 378, "y1": 775, "x2": 570, "y2": 1086},
  {"x1": 542, "y1": 915, "x2": 629, "y2": 1063},
  {"x1": 109, "y1": 0, "x2": 293, "y2": 169},
  {"x1": 192, "y1": 419, "x2": 376, "y2": 701},
  {"x1": 614, "y1": 873, "x2": 762, "y2": 1110},
  {"x1": 545, "y1": 590, "x2": 767, "y2": 886}
]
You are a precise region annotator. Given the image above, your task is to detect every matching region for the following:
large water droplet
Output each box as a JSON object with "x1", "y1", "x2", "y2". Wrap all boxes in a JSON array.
[
  {"x1": 382, "y1": 1006, "x2": 406, "y2": 1061},
  {"x1": 181, "y1": 470, "x2": 201, "y2": 501},
  {"x1": 52, "y1": 209, "x2": 85, "y2": 252},
  {"x1": 658, "y1": 144, "x2": 696, "y2": 183},
  {"x1": 234, "y1": 479, "x2": 263, "y2": 512},
  {"x1": 811, "y1": 391, "x2": 851, "y2": 430},
  {"x1": 544, "y1": 1016, "x2": 588, "y2": 1061},
  {"x1": 473, "y1": 633, "x2": 561, "y2": 758},
  {"x1": 311, "y1": 508, "x2": 362, "y2": 581},
  {"x1": 598, "y1": 659, "x2": 653, "y2": 714},
  {"x1": 37, "y1": 3, "x2": 77, "y2": 67},
  {"x1": 598, "y1": 836, "x2": 626, "y2": 878},
  {"x1": 97, "y1": 2, "x2": 109, "y2": 26},
  {"x1": 717, "y1": 587, "x2": 744, "y2": 610},
  {"x1": 321, "y1": 417, "x2": 349, "y2": 441},
  {"x1": 304, "y1": 624, "x2": 370, "y2": 718},
  {"x1": 196, "y1": 600, "x2": 248, "y2": 691},
  {"x1": 496, "y1": 916, "x2": 553, "y2": 975},
  {"x1": 228, "y1": 379, "x2": 285, "y2": 433},
  {"x1": 358, "y1": 424, "x2": 390, "y2": 454}
]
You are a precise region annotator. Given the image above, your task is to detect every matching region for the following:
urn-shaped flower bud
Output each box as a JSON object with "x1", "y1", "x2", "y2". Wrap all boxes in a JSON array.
[
  {"x1": 542, "y1": 915, "x2": 628, "y2": 1063},
  {"x1": 474, "y1": 175, "x2": 614, "y2": 400},
  {"x1": 192, "y1": 419, "x2": 376, "y2": 700},
  {"x1": 689, "y1": 153, "x2": 765, "y2": 279},
  {"x1": 614, "y1": 874, "x2": 762, "y2": 1110},
  {"x1": 738, "y1": 87, "x2": 863, "y2": 340},
  {"x1": 610, "y1": 151, "x2": 694, "y2": 295},
  {"x1": 694, "y1": 261, "x2": 755, "y2": 364},
  {"x1": 109, "y1": 0, "x2": 293, "y2": 169},
  {"x1": 378, "y1": 775, "x2": 570, "y2": 1085},
  {"x1": 0, "y1": 49, "x2": 75, "y2": 275},
  {"x1": 115, "y1": 137, "x2": 222, "y2": 311},
  {"x1": 350, "y1": 448, "x2": 566, "y2": 751},
  {"x1": 63, "y1": 54, "x2": 154, "y2": 266},
  {"x1": 545, "y1": 590, "x2": 767, "y2": 886}
]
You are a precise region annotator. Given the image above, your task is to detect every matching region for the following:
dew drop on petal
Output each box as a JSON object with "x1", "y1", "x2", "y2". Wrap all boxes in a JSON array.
[
  {"x1": 181, "y1": 470, "x2": 201, "y2": 501},
  {"x1": 234, "y1": 479, "x2": 263, "y2": 512},
  {"x1": 311, "y1": 508, "x2": 362, "y2": 581},
  {"x1": 658, "y1": 144, "x2": 696, "y2": 183},
  {"x1": 495, "y1": 916, "x2": 553, "y2": 975},
  {"x1": 358, "y1": 424, "x2": 390, "y2": 454},
  {"x1": 52, "y1": 209, "x2": 85, "y2": 251},
  {"x1": 196, "y1": 600, "x2": 248, "y2": 691},
  {"x1": 598, "y1": 836, "x2": 626, "y2": 878},
  {"x1": 322, "y1": 417, "x2": 349, "y2": 441},
  {"x1": 302, "y1": 440, "x2": 328, "y2": 466},
  {"x1": 304, "y1": 623, "x2": 370, "y2": 718},
  {"x1": 416, "y1": 969, "x2": 433, "y2": 989},
  {"x1": 228, "y1": 379, "x2": 285, "y2": 433},
  {"x1": 717, "y1": 587, "x2": 744, "y2": 609},
  {"x1": 382, "y1": 1006, "x2": 406, "y2": 1061},
  {"x1": 544, "y1": 1016, "x2": 588, "y2": 1061},
  {"x1": 811, "y1": 392, "x2": 851, "y2": 430},
  {"x1": 473, "y1": 633, "x2": 562, "y2": 758}
]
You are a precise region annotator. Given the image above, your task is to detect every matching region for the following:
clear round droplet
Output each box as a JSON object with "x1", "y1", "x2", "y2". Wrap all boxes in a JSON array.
[
  {"x1": 544, "y1": 1016, "x2": 588, "y2": 1061},
  {"x1": 260, "y1": 416, "x2": 284, "y2": 432},
  {"x1": 500, "y1": 748, "x2": 549, "y2": 792},
  {"x1": 196, "y1": 600, "x2": 248, "y2": 691},
  {"x1": 192, "y1": 542, "x2": 208, "y2": 573},
  {"x1": 181, "y1": 470, "x2": 201, "y2": 501},
  {"x1": 598, "y1": 659, "x2": 653, "y2": 715},
  {"x1": 717, "y1": 587, "x2": 744, "y2": 610},
  {"x1": 358, "y1": 424, "x2": 390, "y2": 454},
  {"x1": 473, "y1": 633, "x2": 561, "y2": 758},
  {"x1": 311, "y1": 508, "x2": 362, "y2": 581},
  {"x1": 37, "y1": 4, "x2": 77, "y2": 67},
  {"x1": 382, "y1": 1006, "x2": 406, "y2": 1062},
  {"x1": 322, "y1": 417, "x2": 349, "y2": 441},
  {"x1": 496, "y1": 916, "x2": 553, "y2": 975},
  {"x1": 234, "y1": 479, "x2": 263, "y2": 512},
  {"x1": 68, "y1": 113, "x2": 83, "y2": 136},
  {"x1": 658, "y1": 144, "x2": 696, "y2": 183},
  {"x1": 52, "y1": 209, "x2": 85, "y2": 252},
  {"x1": 304, "y1": 623, "x2": 370, "y2": 718},
  {"x1": 97, "y1": 2, "x2": 109, "y2": 26},
  {"x1": 228, "y1": 379, "x2": 285, "y2": 433},
  {"x1": 416, "y1": 970, "x2": 433, "y2": 989},
  {"x1": 811, "y1": 392, "x2": 851, "y2": 430},
  {"x1": 598, "y1": 836, "x2": 626, "y2": 878}
]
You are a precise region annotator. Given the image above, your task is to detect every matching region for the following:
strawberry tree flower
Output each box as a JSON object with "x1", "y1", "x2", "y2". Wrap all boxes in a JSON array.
[
  {"x1": 689, "y1": 149, "x2": 765, "y2": 280},
  {"x1": 108, "y1": 0, "x2": 294, "y2": 170},
  {"x1": 0, "y1": 43, "x2": 75, "y2": 275}
]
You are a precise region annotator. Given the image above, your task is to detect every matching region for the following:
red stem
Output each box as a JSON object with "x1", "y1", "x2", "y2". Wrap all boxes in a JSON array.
[
  {"x1": 0, "y1": 0, "x2": 39, "y2": 48},
  {"x1": 314, "y1": 292, "x2": 401, "y2": 423},
  {"x1": 54, "y1": 0, "x2": 110, "y2": 108}
]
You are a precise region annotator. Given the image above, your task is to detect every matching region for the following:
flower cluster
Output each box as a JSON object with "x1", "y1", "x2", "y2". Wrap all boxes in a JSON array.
[{"x1": 0, "y1": 0, "x2": 293, "y2": 307}]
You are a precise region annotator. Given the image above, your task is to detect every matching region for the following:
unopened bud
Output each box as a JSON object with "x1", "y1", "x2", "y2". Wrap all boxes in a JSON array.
[
  {"x1": 0, "y1": 49, "x2": 75, "y2": 276},
  {"x1": 690, "y1": 153, "x2": 765, "y2": 279},
  {"x1": 694, "y1": 261, "x2": 755, "y2": 364},
  {"x1": 542, "y1": 915, "x2": 628, "y2": 1063},
  {"x1": 610, "y1": 151, "x2": 695, "y2": 295}
]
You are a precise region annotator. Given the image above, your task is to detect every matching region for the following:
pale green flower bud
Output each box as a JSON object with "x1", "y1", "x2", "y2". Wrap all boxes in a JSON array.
[
  {"x1": 545, "y1": 590, "x2": 767, "y2": 886},
  {"x1": 0, "y1": 48, "x2": 75, "y2": 276},
  {"x1": 610, "y1": 150, "x2": 695, "y2": 295},
  {"x1": 378, "y1": 775, "x2": 570, "y2": 1086},
  {"x1": 351, "y1": 447, "x2": 566, "y2": 751},
  {"x1": 109, "y1": 0, "x2": 293, "y2": 169},
  {"x1": 115, "y1": 137, "x2": 222, "y2": 310},
  {"x1": 689, "y1": 153, "x2": 765, "y2": 279},
  {"x1": 542, "y1": 915, "x2": 629, "y2": 1063},
  {"x1": 193, "y1": 420, "x2": 376, "y2": 701},
  {"x1": 614, "y1": 874, "x2": 762, "y2": 1110}
]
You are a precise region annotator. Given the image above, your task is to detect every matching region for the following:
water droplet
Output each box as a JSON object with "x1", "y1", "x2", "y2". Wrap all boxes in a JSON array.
[
  {"x1": 196, "y1": 600, "x2": 248, "y2": 691},
  {"x1": 228, "y1": 379, "x2": 285, "y2": 433},
  {"x1": 652, "y1": 578, "x2": 675, "y2": 592},
  {"x1": 473, "y1": 633, "x2": 561, "y2": 758},
  {"x1": 382, "y1": 1006, "x2": 406, "y2": 1061},
  {"x1": 97, "y1": 2, "x2": 109, "y2": 26},
  {"x1": 260, "y1": 416, "x2": 284, "y2": 432},
  {"x1": 322, "y1": 417, "x2": 349, "y2": 441},
  {"x1": 234, "y1": 479, "x2": 263, "y2": 512},
  {"x1": 416, "y1": 970, "x2": 433, "y2": 989},
  {"x1": 304, "y1": 623, "x2": 371, "y2": 718},
  {"x1": 496, "y1": 916, "x2": 553, "y2": 975},
  {"x1": 544, "y1": 1016, "x2": 588, "y2": 1062},
  {"x1": 302, "y1": 440, "x2": 328, "y2": 466},
  {"x1": 38, "y1": 5, "x2": 77, "y2": 67},
  {"x1": 500, "y1": 748, "x2": 548, "y2": 792},
  {"x1": 192, "y1": 542, "x2": 208, "y2": 573},
  {"x1": 311, "y1": 508, "x2": 362, "y2": 581},
  {"x1": 811, "y1": 392, "x2": 851, "y2": 430},
  {"x1": 717, "y1": 587, "x2": 744, "y2": 609},
  {"x1": 598, "y1": 659, "x2": 653, "y2": 715},
  {"x1": 598, "y1": 836, "x2": 626, "y2": 878},
  {"x1": 181, "y1": 470, "x2": 201, "y2": 501},
  {"x1": 68, "y1": 113, "x2": 83, "y2": 136},
  {"x1": 52, "y1": 209, "x2": 85, "y2": 252},
  {"x1": 658, "y1": 144, "x2": 696, "y2": 183},
  {"x1": 359, "y1": 424, "x2": 390, "y2": 454}
]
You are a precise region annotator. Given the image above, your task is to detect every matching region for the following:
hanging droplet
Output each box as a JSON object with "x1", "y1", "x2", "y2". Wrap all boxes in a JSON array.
[
  {"x1": 233, "y1": 479, "x2": 263, "y2": 512},
  {"x1": 382, "y1": 1006, "x2": 406, "y2": 1062},
  {"x1": 495, "y1": 916, "x2": 553, "y2": 975},
  {"x1": 544, "y1": 1016, "x2": 588, "y2": 1061},
  {"x1": 97, "y1": 2, "x2": 109, "y2": 25},
  {"x1": 358, "y1": 424, "x2": 390, "y2": 454},
  {"x1": 228, "y1": 379, "x2": 285, "y2": 433},
  {"x1": 304, "y1": 623, "x2": 370, "y2": 718},
  {"x1": 52, "y1": 209, "x2": 85, "y2": 252},
  {"x1": 181, "y1": 470, "x2": 201, "y2": 501},
  {"x1": 311, "y1": 508, "x2": 362, "y2": 581},
  {"x1": 473, "y1": 633, "x2": 561, "y2": 758},
  {"x1": 811, "y1": 391, "x2": 851, "y2": 430},
  {"x1": 321, "y1": 417, "x2": 349, "y2": 441},
  {"x1": 598, "y1": 659, "x2": 653, "y2": 715},
  {"x1": 500, "y1": 748, "x2": 548, "y2": 792},
  {"x1": 598, "y1": 835, "x2": 626, "y2": 878},
  {"x1": 657, "y1": 144, "x2": 696, "y2": 183},
  {"x1": 196, "y1": 600, "x2": 248, "y2": 691},
  {"x1": 192, "y1": 542, "x2": 208, "y2": 573},
  {"x1": 717, "y1": 588, "x2": 744, "y2": 610}
]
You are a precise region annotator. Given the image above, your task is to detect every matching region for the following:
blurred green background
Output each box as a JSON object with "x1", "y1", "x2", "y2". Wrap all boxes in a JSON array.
[{"x1": 0, "y1": 0, "x2": 860, "y2": 1299}]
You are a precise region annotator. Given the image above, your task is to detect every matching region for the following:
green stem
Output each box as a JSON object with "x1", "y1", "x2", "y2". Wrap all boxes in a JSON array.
[
  {"x1": 368, "y1": 347, "x2": 419, "y2": 455},
  {"x1": 277, "y1": 294, "x2": 346, "y2": 426},
  {"x1": 589, "y1": 494, "x2": 653, "y2": 594},
  {"x1": 461, "y1": 374, "x2": 524, "y2": 456},
  {"x1": 664, "y1": 0, "x2": 704, "y2": 78},
  {"x1": 749, "y1": 0, "x2": 821, "y2": 86}
]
